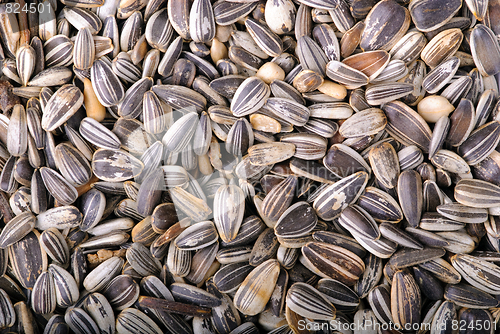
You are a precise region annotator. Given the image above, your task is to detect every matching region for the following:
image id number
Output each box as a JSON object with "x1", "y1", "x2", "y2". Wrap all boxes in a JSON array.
[
  {"x1": 5, "y1": 2, "x2": 51, "y2": 14},
  {"x1": 451, "y1": 319, "x2": 496, "y2": 331}
]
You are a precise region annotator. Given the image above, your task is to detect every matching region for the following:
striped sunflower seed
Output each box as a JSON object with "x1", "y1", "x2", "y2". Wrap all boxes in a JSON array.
[
  {"x1": 214, "y1": 185, "x2": 245, "y2": 243},
  {"x1": 360, "y1": 0, "x2": 410, "y2": 51},
  {"x1": 16, "y1": 44, "x2": 36, "y2": 87},
  {"x1": 64, "y1": 307, "x2": 99, "y2": 334},
  {"x1": 250, "y1": 228, "x2": 279, "y2": 265},
  {"x1": 420, "y1": 29, "x2": 463, "y2": 68},
  {"x1": 247, "y1": 142, "x2": 295, "y2": 166},
  {"x1": 245, "y1": 18, "x2": 283, "y2": 58},
  {"x1": 31, "y1": 270, "x2": 56, "y2": 315},
  {"x1": 73, "y1": 27, "x2": 95, "y2": 70},
  {"x1": 301, "y1": 242, "x2": 365, "y2": 285},
  {"x1": 6, "y1": 105, "x2": 27, "y2": 158},
  {"x1": 214, "y1": 2, "x2": 257, "y2": 26},
  {"x1": 91, "y1": 149, "x2": 143, "y2": 182},
  {"x1": 286, "y1": 282, "x2": 335, "y2": 321},
  {"x1": 339, "y1": 108, "x2": 387, "y2": 138},
  {"x1": 39, "y1": 167, "x2": 77, "y2": 205},
  {"x1": 275, "y1": 202, "x2": 317, "y2": 239},
  {"x1": 444, "y1": 283, "x2": 499, "y2": 309},
  {"x1": 48, "y1": 263, "x2": 79, "y2": 308},
  {"x1": 317, "y1": 278, "x2": 359, "y2": 313},
  {"x1": 397, "y1": 170, "x2": 423, "y2": 227},
  {"x1": 313, "y1": 171, "x2": 369, "y2": 221},
  {"x1": 175, "y1": 221, "x2": 218, "y2": 250},
  {"x1": 91, "y1": 58, "x2": 125, "y2": 107},
  {"x1": 409, "y1": 0, "x2": 462, "y2": 32},
  {"x1": 164, "y1": 237, "x2": 190, "y2": 278},
  {"x1": 365, "y1": 82, "x2": 414, "y2": 106},
  {"x1": 458, "y1": 121, "x2": 500, "y2": 166},
  {"x1": 423, "y1": 57, "x2": 460, "y2": 95},
  {"x1": 102, "y1": 274, "x2": 140, "y2": 310},
  {"x1": 470, "y1": 24, "x2": 500, "y2": 77},
  {"x1": 357, "y1": 186, "x2": 403, "y2": 223},
  {"x1": 116, "y1": 308, "x2": 162, "y2": 334},
  {"x1": 83, "y1": 256, "x2": 124, "y2": 292},
  {"x1": 454, "y1": 179, "x2": 500, "y2": 208},
  {"x1": 169, "y1": 186, "x2": 212, "y2": 222},
  {"x1": 324, "y1": 143, "x2": 371, "y2": 177},
  {"x1": 145, "y1": 8, "x2": 173, "y2": 53},
  {"x1": 430, "y1": 149, "x2": 471, "y2": 175},
  {"x1": 326, "y1": 60, "x2": 369, "y2": 89},
  {"x1": 126, "y1": 242, "x2": 162, "y2": 277},
  {"x1": 338, "y1": 205, "x2": 380, "y2": 241},
  {"x1": 54, "y1": 143, "x2": 92, "y2": 187},
  {"x1": 36, "y1": 205, "x2": 82, "y2": 230},
  {"x1": 343, "y1": 50, "x2": 390, "y2": 81},
  {"x1": 383, "y1": 100, "x2": 432, "y2": 153},
  {"x1": 436, "y1": 203, "x2": 488, "y2": 224},
  {"x1": 41, "y1": 84, "x2": 83, "y2": 132},
  {"x1": 280, "y1": 133, "x2": 327, "y2": 160},
  {"x1": 451, "y1": 254, "x2": 500, "y2": 294},
  {"x1": 84, "y1": 292, "x2": 115, "y2": 334},
  {"x1": 231, "y1": 76, "x2": 270, "y2": 117},
  {"x1": 40, "y1": 228, "x2": 69, "y2": 265},
  {"x1": 118, "y1": 77, "x2": 154, "y2": 120},
  {"x1": 390, "y1": 30, "x2": 427, "y2": 64},
  {"x1": 233, "y1": 259, "x2": 280, "y2": 316},
  {"x1": 213, "y1": 262, "x2": 254, "y2": 293},
  {"x1": 391, "y1": 270, "x2": 421, "y2": 328}
]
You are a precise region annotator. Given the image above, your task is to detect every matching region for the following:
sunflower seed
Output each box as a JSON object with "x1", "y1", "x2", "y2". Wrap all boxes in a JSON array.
[
  {"x1": 230, "y1": 76, "x2": 270, "y2": 117},
  {"x1": 340, "y1": 108, "x2": 387, "y2": 138},
  {"x1": 39, "y1": 167, "x2": 77, "y2": 205},
  {"x1": 31, "y1": 271, "x2": 56, "y2": 315},
  {"x1": 313, "y1": 171, "x2": 369, "y2": 220},
  {"x1": 39, "y1": 227, "x2": 69, "y2": 265},
  {"x1": 214, "y1": 2, "x2": 257, "y2": 26},
  {"x1": 116, "y1": 308, "x2": 163, "y2": 334},
  {"x1": 234, "y1": 259, "x2": 280, "y2": 316},
  {"x1": 48, "y1": 263, "x2": 79, "y2": 308},
  {"x1": 41, "y1": 85, "x2": 83, "y2": 132},
  {"x1": 397, "y1": 170, "x2": 423, "y2": 227},
  {"x1": 54, "y1": 143, "x2": 91, "y2": 187},
  {"x1": 101, "y1": 274, "x2": 140, "y2": 310},
  {"x1": 365, "y1": 82, "x2": 414, "y2": 106},
  {"x1": 423, "y1": 56, "x2": 460, "y2": 94},
  {"x1": 326, "y1": 60, "x2": 369, "y2": 89},
  {"x1": 421, "y1": 29, "x2": 463, "y2": 68},
  {"x1": 361, "y1": 0, "x2": 410, "y2": 51},
  {"x1": 455, "y1": 179, "x2": 500, "y2": 208},
  {"x1": 92, "y1": 149, "x2": 144, "y2": 182},
  {"x1": 245, "y1": 18, "x2": 283, "y2": 58},
  {"x1": 391, "y1": 270, "x2": 421, "y2": 328},
  {"x1": 384, "y1": 101, "x2": 432, "y2": 152},
  {"x1": 458, "y1": 121, "x2": 500, "y2": 166},
  {"x1": 83, "y1": 256, "x2": 123, "y2": 292},
  {"x1": 444, "y1": 283, "x2": 498, "y2": 309},
  {"x1": 451, "y1": 254, "x2": 500, "y2": 294},
  {"x1": 84, "y1": 292, "x2": 115, "y2": 334},
  {"x1": 302, "y1": 242, "x2": 365, "y2": 285},
  {"x1": 88, "y1": 62, "x2": 122, "y2": 110},
  {"x1": 470, "y1": 24, "x2": 500, "y2": 77},
  {"x1": 286, "y1": 282, "x2": 335, "y2": 321}
]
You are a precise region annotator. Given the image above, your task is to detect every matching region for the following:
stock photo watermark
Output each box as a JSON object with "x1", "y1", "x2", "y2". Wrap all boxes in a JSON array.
[{"x1": 297, "y1": 319, "x2": 499, "y2": 332}]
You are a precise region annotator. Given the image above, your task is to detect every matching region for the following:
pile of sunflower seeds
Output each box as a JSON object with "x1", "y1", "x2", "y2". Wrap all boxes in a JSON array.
[{"x1": 1, "y1": 0, "x2": 500, "y2": 332}]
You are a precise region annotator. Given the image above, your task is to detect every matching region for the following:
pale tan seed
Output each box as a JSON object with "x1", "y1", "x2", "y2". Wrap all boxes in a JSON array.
[
  {"x1": 256, "y1": 62, "x2": 285, "y2": 84},
  {"x1": 417, "y1": 95, "x2": 455, "y2": 123},
  {"x1": 83, "y1": 78, "x2": 105, "y2": 122},
  {"x1": 317, "y1": 80, "x2": 347, "y2": 99}
]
